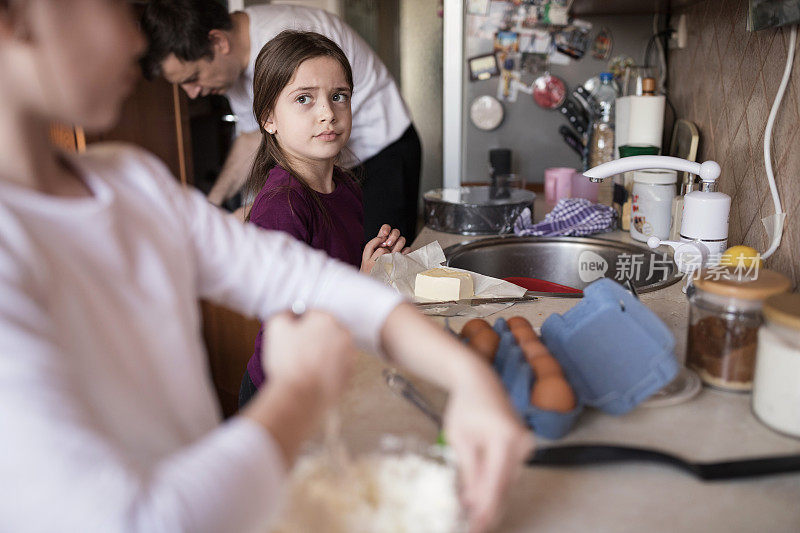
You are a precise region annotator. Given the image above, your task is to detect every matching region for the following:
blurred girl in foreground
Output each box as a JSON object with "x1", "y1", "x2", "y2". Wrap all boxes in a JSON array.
[{"x1": 0, "y1": 1, "x2": 532, "y2": 531}]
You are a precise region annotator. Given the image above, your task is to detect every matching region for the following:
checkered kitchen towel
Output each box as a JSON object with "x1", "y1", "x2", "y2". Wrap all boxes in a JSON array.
[{"x1": 513, "y1": 198, "x2": 617, "y2": 237}]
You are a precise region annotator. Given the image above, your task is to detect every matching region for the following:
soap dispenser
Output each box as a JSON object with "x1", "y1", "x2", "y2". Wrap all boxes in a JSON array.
[{"x1": 583, "y1": 155, "x2": 730, "y2": 271}]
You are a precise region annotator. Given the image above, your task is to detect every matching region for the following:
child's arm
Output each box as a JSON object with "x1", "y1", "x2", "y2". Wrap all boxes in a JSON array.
[
  {"x1": 159, "y1": 176, "x2": 403, "y2": 355},
  {"x1": 0, "y1": 252, "x2": 294, "y2": 532},
  {"x1": 141, "y1": 153, "x2": 531, "y2": 532},
  {"x1": 241, "y1": 310, "x2": 356, "y2": 466},
  {"x1": 361, "y1": 223, "x2": 410, "y2": 273},
  {"x1": 379, "y1": 303, "x2": 535, "y2": 532}
]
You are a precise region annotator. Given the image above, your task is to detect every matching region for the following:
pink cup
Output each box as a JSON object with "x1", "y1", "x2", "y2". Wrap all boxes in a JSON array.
[
  {"x1": 571, "y1": 170, "x2": 599, "y2": 202},
  {"x1": 544, "y1": 167, "x2": 575, "y2": 205}
]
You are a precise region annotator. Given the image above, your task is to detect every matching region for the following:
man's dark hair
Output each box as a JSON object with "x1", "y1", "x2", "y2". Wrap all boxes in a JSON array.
[{"x1": 140, "y1": 0, "x2": 233, "y2": 80}]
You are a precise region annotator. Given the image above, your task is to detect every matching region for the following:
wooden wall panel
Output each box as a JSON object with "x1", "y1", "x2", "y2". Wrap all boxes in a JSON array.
[
  {"x1": 49, "y1": 123, "x2": 79, "y2": 152},
  {"x1": 201, "y1": 302, "x2": 261, "y2": 418},
  {"x1": 85, "y1": 77, "x2": 193, "y2": 185}
]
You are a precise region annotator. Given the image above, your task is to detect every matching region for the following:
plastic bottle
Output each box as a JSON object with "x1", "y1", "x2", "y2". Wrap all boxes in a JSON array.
[{"x1": 588, "y1": 72, "x2": 617, "y2": 206}]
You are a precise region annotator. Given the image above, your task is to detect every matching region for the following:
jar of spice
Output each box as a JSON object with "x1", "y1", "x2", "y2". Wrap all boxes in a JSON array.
[
  {"x1": 752, "y1": 293, "x2": 800, "y2": 437},
  {"x1": 686, "y1": 268, "x2": 791, "y2": 391}
]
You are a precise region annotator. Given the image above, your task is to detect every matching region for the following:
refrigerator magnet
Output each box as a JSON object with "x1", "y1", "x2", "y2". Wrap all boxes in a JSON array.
[
  {"x1": 468, "y1": 53, "x2": 500, "y2": 81},
  {"x1": 494, "y1": 30, "x2": 520, "y2": 61},
  {"x1": 497, "y1": 58, "x2": 521, "y2": 103},
  {"x1": 591, "y1": 27, "x2": 613, "y2": 60},
  {"x1": 532, "y1": 73, "x2": 566, "y2": 109},
  {"x1": 466, "y1": 0, "x2": 490, "y2": 16},
  {"x1": 470, "y1": 96, "x2": 504, "y2": 131}
]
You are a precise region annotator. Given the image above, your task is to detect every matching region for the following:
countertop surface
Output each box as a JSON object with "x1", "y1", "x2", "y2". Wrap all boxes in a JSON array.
[{"x1": 333, "y1": 222, "x2": 800, "y2": 532}]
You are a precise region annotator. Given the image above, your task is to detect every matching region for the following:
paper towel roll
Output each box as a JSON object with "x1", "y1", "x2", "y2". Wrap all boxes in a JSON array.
[{"x1": 615, "y1": 95, "x2": 666, "y2": 154}]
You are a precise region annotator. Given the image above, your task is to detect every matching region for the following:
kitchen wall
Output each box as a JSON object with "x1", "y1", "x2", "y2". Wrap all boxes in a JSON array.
[
  {"x1": 343, "y1": 0, "x2": 402, "y2": 85},
  {"x1": 400, "y1": 0, "x2": 444, "y2": 203},
  {"x1": 461, "y1": 14, "x2": 656, "y2": 185},
  {"x1": 669, "y1": 0, "x2": 800, "y2": 285}
]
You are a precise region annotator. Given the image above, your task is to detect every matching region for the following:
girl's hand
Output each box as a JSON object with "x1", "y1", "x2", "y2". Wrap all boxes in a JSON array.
[
  {"x1": 379, "y1": 304, "x2": 534, "y2": 533},
  {"x1": 444, "y1": 363, "x2": 535, "y2": 533},
  {"x1": 262, "y1": 310, "x2": 355, "y2": 404},
  {"x1": 244, "y1": 310, "x2": 356, "y2": 467},
  {"x1": 360, "y1": 224, "x2": 409, "y2": 273}
]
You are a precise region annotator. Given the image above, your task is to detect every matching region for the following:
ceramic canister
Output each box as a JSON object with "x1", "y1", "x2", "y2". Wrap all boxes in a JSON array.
[
  {"x1": 752, "y1": 293, "x2": 800, "y2": 437},
  {"x1": 630, "y1": 169, "x2": 677, "y2": 242}
]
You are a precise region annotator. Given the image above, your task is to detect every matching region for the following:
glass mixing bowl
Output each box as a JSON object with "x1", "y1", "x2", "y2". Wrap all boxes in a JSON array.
[{"x1": 271, "y1": 434, "x2": 468, "y2": 533}]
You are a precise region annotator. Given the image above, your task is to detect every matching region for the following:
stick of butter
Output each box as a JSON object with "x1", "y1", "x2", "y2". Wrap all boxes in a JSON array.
[{"x1": 414, "y1": 268, "x2": 474, "y2": 301}]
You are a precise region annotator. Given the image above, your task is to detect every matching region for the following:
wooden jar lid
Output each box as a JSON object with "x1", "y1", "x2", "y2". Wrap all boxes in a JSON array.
[
  {"x1": 763, "y1": 293, "x2": 800, "y2": 331},
  {"x1": 693, "y1": 267, "x2": 791, "y2": 301}
]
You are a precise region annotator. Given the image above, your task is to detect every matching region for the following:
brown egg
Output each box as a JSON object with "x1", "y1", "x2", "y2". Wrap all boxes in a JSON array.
[
  {"x1": 530, "y1": 376, "x2": 576, "y2": 413},
  {"x1": 506, "y1": 316, "x2": 533, "y2": 331},
  {"x1": 519, "y1": 339, "x2": 549, "y2": 362},
  {"x1": 460, "y1": 318, "x2": 491, "y2": 340},
  {"x1": 469, "y1": 328, "x2": 500, "y2": 362},
  {"x1": 530, "y1": 354, "x2": 563, "y2": 380},
  {"x1": 511, "y1": 326, "x2": 537, "y2": 344}
]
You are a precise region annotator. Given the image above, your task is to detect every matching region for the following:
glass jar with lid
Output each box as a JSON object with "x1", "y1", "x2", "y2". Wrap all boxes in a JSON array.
[
  {"x1": 686, "y1": 267, "x2": 791, "y2": 391},
  {"x1": 752, "y1": 293, "x2": 800, "y2": 437}
]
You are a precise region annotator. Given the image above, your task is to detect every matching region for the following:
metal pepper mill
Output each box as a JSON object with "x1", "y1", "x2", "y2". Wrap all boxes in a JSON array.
[{"x1": 489, "y1": 148, "x2": 512, "y2": 200}]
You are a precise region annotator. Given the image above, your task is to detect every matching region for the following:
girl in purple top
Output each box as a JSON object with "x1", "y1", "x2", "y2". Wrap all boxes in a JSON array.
[{"x1": 239, "y1": 31, "x2": 409, "y2": 404}]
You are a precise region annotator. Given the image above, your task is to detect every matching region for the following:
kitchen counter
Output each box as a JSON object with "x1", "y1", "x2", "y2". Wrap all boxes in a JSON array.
[{"x1": 334, "y1": 225, "x2": 800, "y2": 532}]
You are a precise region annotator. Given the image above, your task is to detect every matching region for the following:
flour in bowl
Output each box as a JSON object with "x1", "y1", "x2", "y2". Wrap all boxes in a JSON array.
[{"x1": 271, "y1": 451, "x2": 463, "y2": 533}]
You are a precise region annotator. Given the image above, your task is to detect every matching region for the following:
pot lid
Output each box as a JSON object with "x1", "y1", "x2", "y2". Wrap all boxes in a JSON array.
[{"x1": 424, "y1": 186, "x2": 535, "y2": 206}]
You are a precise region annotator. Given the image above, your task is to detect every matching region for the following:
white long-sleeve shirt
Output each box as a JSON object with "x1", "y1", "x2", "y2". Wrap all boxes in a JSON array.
[{"x1": 0, "y1": 143, "x2": 404, "y2": 532}]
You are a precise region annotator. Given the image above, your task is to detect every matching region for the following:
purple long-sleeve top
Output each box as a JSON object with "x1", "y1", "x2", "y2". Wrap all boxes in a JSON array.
[{"x1": 246, "y1": 166, "x2": 364, "y2": 388}]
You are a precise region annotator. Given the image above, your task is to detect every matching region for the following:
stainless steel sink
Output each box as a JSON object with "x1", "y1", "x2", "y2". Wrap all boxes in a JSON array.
[{"x1": 444, "y1": 236, "x2": 683, "y2": 297}]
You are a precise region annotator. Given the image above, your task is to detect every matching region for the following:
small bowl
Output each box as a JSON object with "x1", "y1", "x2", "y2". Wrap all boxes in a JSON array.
[{"x1": 272, "y1": 434, "x2": 468, "y2": 533}]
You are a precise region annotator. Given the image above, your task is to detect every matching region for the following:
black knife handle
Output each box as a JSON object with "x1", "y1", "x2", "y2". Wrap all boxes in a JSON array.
[{"x1": 558, "y1": 125, "x2": 584, "y2": 157}]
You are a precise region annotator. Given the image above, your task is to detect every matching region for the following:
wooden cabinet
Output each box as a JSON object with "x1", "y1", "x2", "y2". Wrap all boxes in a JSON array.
[
  {"x1": 201, "y1": 303, "x2": 260, "y2": 417},
  {"x1": 85, "y1": 77, "x2": 193, "y2": 185},
  {"x1": 571, "y1": 0, "x2": 704, "y2": 15}
]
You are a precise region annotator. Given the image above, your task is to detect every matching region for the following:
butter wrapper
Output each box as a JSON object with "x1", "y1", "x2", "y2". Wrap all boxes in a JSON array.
[{"x1": 369, "y1": 241, "x2": 527, "y2": 317}]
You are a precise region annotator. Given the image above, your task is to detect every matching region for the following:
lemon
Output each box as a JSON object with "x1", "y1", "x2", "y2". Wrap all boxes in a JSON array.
[{"x1": 719, "y1": 245, "x2": 763, "y2": 269}]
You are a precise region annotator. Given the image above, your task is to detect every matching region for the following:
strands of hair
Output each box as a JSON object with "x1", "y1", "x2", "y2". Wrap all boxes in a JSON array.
[{"x1": 140, "y1": 0, "x2": 233, "y2": 80}]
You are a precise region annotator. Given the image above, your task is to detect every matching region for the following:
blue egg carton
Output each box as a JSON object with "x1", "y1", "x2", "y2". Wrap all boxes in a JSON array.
[
  {"x1": 489, "y1": 278, "x2": 678, "y2": 439},
  {"x1": 541, "y1": 278, "x2": 679, "y2": 416},
  {"x1": 491, "y1": 318, "x2": 582, "y2": 440}
]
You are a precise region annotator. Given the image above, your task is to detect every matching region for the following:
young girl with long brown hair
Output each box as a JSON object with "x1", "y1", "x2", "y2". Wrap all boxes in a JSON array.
[{"x1": 239, "y1": 31, "x2": 410, "y2": 403}]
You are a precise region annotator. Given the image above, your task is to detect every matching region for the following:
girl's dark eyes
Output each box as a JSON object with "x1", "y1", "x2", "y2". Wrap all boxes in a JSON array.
[{"x1": 295, "y1": 93, "x2": 350, "y2": 105}]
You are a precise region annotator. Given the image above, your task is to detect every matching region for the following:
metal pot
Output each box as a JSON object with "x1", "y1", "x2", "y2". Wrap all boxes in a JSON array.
[{"x1": 423, "y1": 186, "x2": 535, "y2": 235}]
